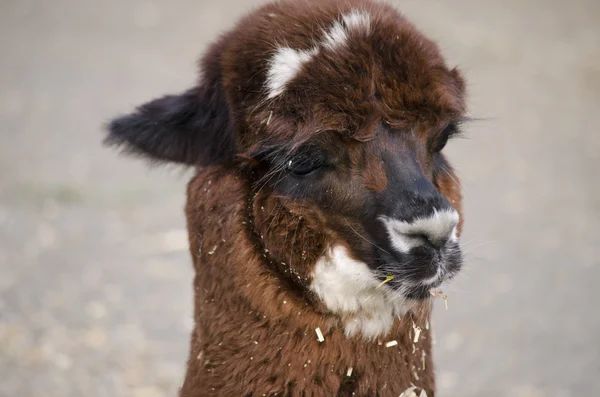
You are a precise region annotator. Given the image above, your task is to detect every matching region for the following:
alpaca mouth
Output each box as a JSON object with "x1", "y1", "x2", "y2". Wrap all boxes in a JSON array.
[
  {"x1": 382, "y1": 270, "x2": 448, "y2": 300},
  {"x1": 374, "y1": 244, "x2": 462, "y2": 300}
]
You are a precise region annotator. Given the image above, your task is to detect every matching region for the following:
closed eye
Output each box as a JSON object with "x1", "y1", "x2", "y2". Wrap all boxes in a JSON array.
[
  {"x1": 286, "y1": 146, "x2": 329, "y2": 176},
  {"x1": 431, "y1": 122, "x2": 462, "y2": 153}
]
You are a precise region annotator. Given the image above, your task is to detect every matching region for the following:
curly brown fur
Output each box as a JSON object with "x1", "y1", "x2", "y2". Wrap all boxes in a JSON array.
[{"x1": 105, "y1": 0, "x2": 468, "y2": 395}]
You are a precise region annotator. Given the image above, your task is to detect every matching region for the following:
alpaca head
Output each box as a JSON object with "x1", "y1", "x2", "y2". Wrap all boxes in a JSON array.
[{"x1": 106, "y1": 0, "x2": 467, "y2": 338}]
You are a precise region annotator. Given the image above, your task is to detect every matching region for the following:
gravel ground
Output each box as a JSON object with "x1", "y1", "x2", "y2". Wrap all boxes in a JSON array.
[{"x1": 1, "y1": 0, "x2": 599, "y2": 396}]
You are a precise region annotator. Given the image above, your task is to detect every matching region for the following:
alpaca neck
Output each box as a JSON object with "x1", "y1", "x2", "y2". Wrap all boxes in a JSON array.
[{"x1": 181, "y1": 168, "x2": 436, "y2": 396}]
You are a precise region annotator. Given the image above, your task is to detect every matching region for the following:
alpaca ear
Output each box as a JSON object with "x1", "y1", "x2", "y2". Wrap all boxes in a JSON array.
[{"x1": 105, "y1": 85, "x2": 234, "y2": 166}]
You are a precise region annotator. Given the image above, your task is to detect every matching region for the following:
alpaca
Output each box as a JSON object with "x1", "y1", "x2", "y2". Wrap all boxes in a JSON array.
[{"x1": 105, "y1": 0, "x2": 467, "y2": 395}]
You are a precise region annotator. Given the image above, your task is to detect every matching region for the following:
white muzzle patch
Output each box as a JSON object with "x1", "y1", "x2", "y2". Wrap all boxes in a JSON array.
[{"x1": 380, "y1": 209, "x2": 459, "y2": 253}]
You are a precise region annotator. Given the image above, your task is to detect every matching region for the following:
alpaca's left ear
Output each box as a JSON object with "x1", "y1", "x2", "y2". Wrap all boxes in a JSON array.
[{"x1": 104, "y1": 84, "x2": 234, "y2": 166}]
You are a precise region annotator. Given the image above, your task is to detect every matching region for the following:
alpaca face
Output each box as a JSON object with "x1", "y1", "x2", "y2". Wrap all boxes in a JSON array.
[
  {"x1": 237, "y1": 4, "x2": 466, "y2": 309},
  {"x1": 254, "y1": 123, "x2": 463, "y2": 300},
  {"x1": 106, "y1": 0, "x2": 467, "y2": 337}
]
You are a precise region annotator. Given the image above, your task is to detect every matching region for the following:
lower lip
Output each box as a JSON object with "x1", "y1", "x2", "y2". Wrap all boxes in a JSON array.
[{"x1": 404, "y1": 285, "x2": 433, "y2": 300}]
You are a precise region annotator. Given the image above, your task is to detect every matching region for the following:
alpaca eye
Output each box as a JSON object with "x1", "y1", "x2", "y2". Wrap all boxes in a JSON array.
[
  {"x1": 286, "y1": 148, "x2": 327, "y2": 176},
  {"x1": 432, "y1": 134, "x2": 450, "y2": 153},
  {"x1": 431, "y1": 123, "x2": 460, "y2": 153}
]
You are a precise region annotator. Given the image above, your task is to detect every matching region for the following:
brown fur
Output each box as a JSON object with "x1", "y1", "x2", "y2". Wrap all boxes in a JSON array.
[
  {"x1": 182, "y1": 169, "x2": 437, "y2": 396},
  {"x1": 363, "y1": 154, "x2": 388, "y2": 193},
  {"x1": 225, "y1": 0, "x2": 465, "y2": 156},
  {"x1": 106, "y1": 0, "x2": 468, "y2": 395}
]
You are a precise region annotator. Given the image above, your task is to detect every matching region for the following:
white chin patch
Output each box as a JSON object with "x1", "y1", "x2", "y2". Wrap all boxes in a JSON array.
[{"x1": 309, "y1": 245, "x2": 413, "y2": 339}]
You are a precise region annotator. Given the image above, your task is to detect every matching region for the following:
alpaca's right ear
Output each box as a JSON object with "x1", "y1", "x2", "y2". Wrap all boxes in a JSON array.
[{"x1": 104, "y1": 85, "x2": 234, "y2": 166}]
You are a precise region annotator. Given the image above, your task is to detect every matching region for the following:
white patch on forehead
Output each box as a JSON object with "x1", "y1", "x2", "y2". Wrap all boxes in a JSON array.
[
  {"x1": 265, "y1": 10, "x2": 371, "y2": 98},
  {"x1": 323, "y1": 10, "x2": 371, "y2": 51},
  {"x1": 266, "y1": 47, "x2": 317, "y2": 99},
  {"x1": 322, "y1": 20, "x2": 349, "y2": 51},
  {"x1": 342, "y1": 10, "x2": 371, "y2": 34},
  {"x1": 310, "y1": 245, "x2": 413, "y2": 339}
]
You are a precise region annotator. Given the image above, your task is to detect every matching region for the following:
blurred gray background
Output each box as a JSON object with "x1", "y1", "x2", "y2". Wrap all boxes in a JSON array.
[{"x1": 1, "y1": 0, "x2": 599, "y2": 396}]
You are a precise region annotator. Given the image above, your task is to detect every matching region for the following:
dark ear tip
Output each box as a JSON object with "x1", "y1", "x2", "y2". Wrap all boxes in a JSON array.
[
  {"x1": 102, "y1": 115, "x2": 153, "y2": 164},
  {"x1": 101, "y1": 86, "x2": 233, "y2": 166},
  {"x1": 102, "y1": 117, "x2": 121, "y2": 146},
  {"x1": 103, "y1": 114, "x2": 137, "y2": 147}
]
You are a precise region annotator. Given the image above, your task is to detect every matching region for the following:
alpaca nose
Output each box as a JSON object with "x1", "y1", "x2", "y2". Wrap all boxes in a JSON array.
[{"x1": 381, "y1": 208, "x2": 459, "y2": 253}]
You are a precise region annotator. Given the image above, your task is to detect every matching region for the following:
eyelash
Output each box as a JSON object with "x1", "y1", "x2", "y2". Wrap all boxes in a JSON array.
[
  {"x1": 285, "y1": 148, "x2": 328, "y2": 176},
  {"x1": 432, "y1": 123, "x2": 461, "y2": 152},
  {"x1": 276, "y1": 122, "x2": 462, "y2": 174}
]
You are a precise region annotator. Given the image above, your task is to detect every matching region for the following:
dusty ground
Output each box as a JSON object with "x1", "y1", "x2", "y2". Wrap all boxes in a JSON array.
[{"x1": 1, "y1": 0, "x2": 599, "y2": 396}]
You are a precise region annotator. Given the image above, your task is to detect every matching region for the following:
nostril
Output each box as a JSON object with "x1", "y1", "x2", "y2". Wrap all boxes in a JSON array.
[
  {"x1": 405, "y1": 232, "x2": 448, "y2": 249},
  {"x1": 429, "y1": 235, "x2": 450, "y2": 249},
  {"x1": 407, "y1": 232, "x2": 429, "y2": 245}
]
